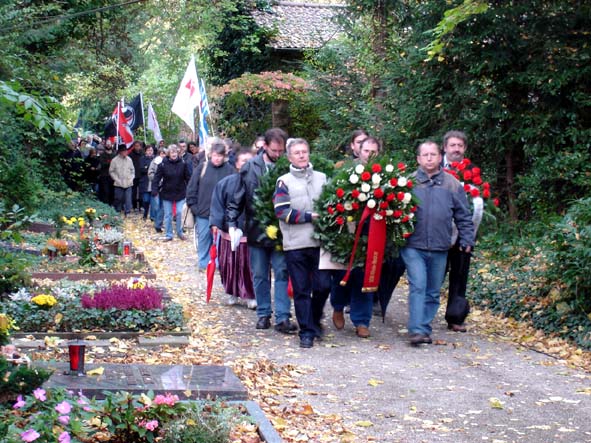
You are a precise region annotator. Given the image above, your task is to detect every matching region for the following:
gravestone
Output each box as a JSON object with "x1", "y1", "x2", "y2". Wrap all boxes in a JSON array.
[{"x1": 39, "y1": 362, "x2": 248, "y2": 400}]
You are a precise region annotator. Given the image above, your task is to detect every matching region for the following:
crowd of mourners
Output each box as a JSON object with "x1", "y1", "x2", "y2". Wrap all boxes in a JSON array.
[{"x1": 60, "y1": 128, "x2": 480, "y2": 349}]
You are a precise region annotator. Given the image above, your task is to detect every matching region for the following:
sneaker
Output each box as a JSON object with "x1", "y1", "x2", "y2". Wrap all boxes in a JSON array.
[
  {"x1": 225, "y1": 295, "x2": 239, "y2": 306},
  {"x1": 162, "y1": 237, "x2": 173, "y2": 242},
  {"x1": 246, "y1": 299, "x2": 257, "y2": 310},
  {"x1": 274, "y1": 319, "x2": 298, "y2": 334},
  {"x1": 299, "y1": 336, "x2": 314, "y2": 348},
  {"x1": 256, "y1": 316, "x2": 271, "y2": 330},
  {"x1": 409, "y1": 333, "x2": 432, "y2": 346}
]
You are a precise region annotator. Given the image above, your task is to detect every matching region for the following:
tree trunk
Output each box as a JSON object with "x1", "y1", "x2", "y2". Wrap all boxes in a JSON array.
[
  {"x1": 504, "y1": 148, "x2": 518, "y2": 221},
  {"x1": 271, "y1": 99, "x2": 290, "y2": 130}
]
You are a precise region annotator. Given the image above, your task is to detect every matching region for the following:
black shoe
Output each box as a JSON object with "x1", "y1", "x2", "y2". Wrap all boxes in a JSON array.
[
  {"x1": 274, "y1": 319, "x2": 298, "y2": 334},
  {"x1": 155, "y1": 228, "x2": 163, "y2": 233},
  {"x1": 256, "y1": 316, "x2": 271, "y2": 330},
  {"x1": 300, "y1": 336, "x2": 314, "y2": 348},
  {"x1": 409, "y1": 333, "x2": 432, "y2": 346}
]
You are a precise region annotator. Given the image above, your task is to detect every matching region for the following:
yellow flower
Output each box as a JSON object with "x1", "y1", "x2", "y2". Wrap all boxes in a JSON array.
[
  {"x1": 265, "y1": 225, "x2": 279, "y2": 240},
  {"x1": 78, "y1": 218, "x2": 86, "y2": 227},
  {"x1": 85, "y1": 208, "x2": 96, "y2": 214},
  {"x1": 128, "y1": 277, "x2": 147, "y2": 290},
  {"x1": 31, "y1": 294, "x2": 58, "y2": 307}
]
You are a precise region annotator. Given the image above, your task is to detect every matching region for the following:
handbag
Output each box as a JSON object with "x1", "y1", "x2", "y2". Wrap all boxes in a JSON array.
[{"x1": 181, "y1": 204, "x2": 195, "y2": 229}]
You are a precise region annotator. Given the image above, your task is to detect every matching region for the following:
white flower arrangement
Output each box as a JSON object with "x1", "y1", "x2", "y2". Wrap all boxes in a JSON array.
[
  {"x1": 95, "y1": 227, "x2": 125, "y2": 244},
  {"x1": 361, "y1": 183, "x2": 371, "y2": 193},
  {"x1": 355, "y1": 164, "x2": 365, "y2": 174},
  {"x1": 349, "y1": 174, "x2": 359, "y2": 184}
]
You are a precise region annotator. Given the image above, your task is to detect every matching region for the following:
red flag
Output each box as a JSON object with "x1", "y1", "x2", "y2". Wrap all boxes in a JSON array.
[{"x1": 105, "y1": 101, "x2": 133, "y2": 144}]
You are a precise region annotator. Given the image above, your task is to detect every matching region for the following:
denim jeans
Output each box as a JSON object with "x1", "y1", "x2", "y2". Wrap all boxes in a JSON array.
[
  {"x1": 113, "y1": 186, "x2": 132, "y2": 214},
  {"x1": 162, "y1": 199, "x2": 184, "y2": 239},
  {"x1": 152, "y1": 195, "x2": 164, "y2": 230},
  {"x1": 196, "y1": 216, "x2": 212, "y2": 269},
  {"x1": 249, "y1": 245, "x2": 291, "y2": 324},
  {"x1": 284, "y1": 248, "x2": 330, "y2": 339},
  {"x1": 401, "y1": 247, "x2": 448, "y2": 335},
  {"x1": 330, "y1": 268, "x2": 373, "y2": 327}
]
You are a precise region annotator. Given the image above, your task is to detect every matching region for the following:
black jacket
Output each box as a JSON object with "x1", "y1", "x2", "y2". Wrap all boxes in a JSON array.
[
  {"x1": 227, "y1": 152, "x2": 275, "y2": 247},
  {"x1": 138, "y1": 155, "x2": 154, "y2": 194},
  {"x1": 209, "y1": 173, "x2": 243, "y2": 232},
  {"x1": 153, "y1": 157, "x2": 191, "y2": 201},
  {"x1": 186, "y1": 160, "x2": 235, "y2": 218}
]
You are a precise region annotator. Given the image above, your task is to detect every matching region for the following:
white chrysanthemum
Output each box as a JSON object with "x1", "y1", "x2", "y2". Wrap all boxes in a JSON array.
[
  {"x1": 385, "y1": 164, "x2": 394, "y2": 173},
  {"x1": 403, "y1": 192, "x2": 412, "y2": 204},
  {"x1": 373, "y1": 213, "x2": 383, "y2": 221},
  {"x1": 361, "y1": 183, "x2": 371, "y2": 193},
  {"x1": 344, "y1": 202, "x2": 353, "y2": 211},
  {"x1": 394, "y1": 218, "x2": 401, "y2": 223},
  {"x1": 367, "y1": 199, "x2": 376, "y2": 209},
  {"x1": 385, "y1": 210, "x2": 393, "y2": 216},
  {"x1": 372, "y1": 173, "x2": 381, "y2": 185},
  {"x1": 409, "y1": 213, "x2": 414, "y2": 219},
  {"x1": 355, "y1": 164, "x2": 365, "y2": 174},
  {"x1": 349, "y1": 174, "x2": 359, "y2": 184},
  {"x1": 398, "y1": 177, "x2": 408, "y2": 187},
  {"x1": 357, "y1": 193, "x2": 368, "y2": 202}
]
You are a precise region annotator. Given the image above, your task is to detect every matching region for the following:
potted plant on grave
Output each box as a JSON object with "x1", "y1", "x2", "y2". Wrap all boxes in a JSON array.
[
  {"x1": 42, "y1": 238, "x2": 68, "y2": 259},
  {"x1": 94, "y1": 227, "x2": 125, "y2": 255}
]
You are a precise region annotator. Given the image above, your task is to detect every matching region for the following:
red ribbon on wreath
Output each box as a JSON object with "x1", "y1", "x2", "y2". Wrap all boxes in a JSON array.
[{"x1": 339, "y1": 206, "x2": 387, "y2": 292}]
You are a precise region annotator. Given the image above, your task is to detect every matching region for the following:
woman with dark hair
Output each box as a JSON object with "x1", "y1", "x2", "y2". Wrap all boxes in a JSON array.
[
  {"x1": 186, "y1": 138, "x2": 235, "y2": 269},
  {"x1": 138, "y1": 145, "x2": 155, "y2": 220}
]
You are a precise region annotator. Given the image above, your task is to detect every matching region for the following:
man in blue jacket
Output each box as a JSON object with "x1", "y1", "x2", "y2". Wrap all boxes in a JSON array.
[{"x1": 402, "y1": 140, "x2": 474, "y2": 346}]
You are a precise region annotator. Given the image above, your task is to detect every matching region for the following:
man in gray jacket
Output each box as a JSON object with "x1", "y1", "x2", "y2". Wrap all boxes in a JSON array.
[
  {"x1": 273, "y1": 138, "x2": 328, "y2": 348},
  {"x1": 401, "y1": 140, "x2": 474, "y2": 346}
]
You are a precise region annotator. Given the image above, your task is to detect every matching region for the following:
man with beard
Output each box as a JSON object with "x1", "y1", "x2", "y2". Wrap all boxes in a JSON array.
[{"x1": 227, "y1": 128, "x2": 296, "y2": 334}]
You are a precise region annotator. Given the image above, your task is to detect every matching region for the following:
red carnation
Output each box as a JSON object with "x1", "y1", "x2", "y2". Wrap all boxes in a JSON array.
[
  {"x1": 401, "y1": 215, "x2": 410, "y2": 223},
  {"x1": 472, "y1": 167, "x2": 481, "y2": 176},
  {"x1": 457, "y1": 162, "x2": 466, "y2": 171},
  {"x1": 463, "y1": 170, "x2": 473, "y2": 181},
  {"x1": 336, "y1": 216, "x2": 345, "y2": 225},
  {"x1": 483, "y1": 189, "x2": 491, "y2": 198},
  {"x1": 451, "y1": 161, "x2": 459, "y2": 169},
  {"x1": 372, "y1": 163, "x2": 382, "y2": 173},
  {"x1": 403, "y1": 232, "x2": 412, "y2": 238},
  {"x1": 410, "y1": 206, "x2": 417, "y2": 212},
  {"x1": 473, "y1": 176, "x2": 483, "y2": 185},
  {"x1": 470, "y1": 188, "x2": 480, "y2": 198},
  {"x1": 483, "y1": 182, "x2": 490, "y2": 189},
  {"x1": 464, "y1": 184, "x2": 471, "y2": 192},
  {"x1": 389, "y1": 177, "x2": 398, "y2": 187},
  {"x1": 462, "y1": 158, "x2": 471, "y2": 166},
  {"x1": 336, "y1": 203, "x2": 345, "y2": 213},
  {"x1": 397, "y1": 162, "x2": 406, "y2": 172},
  {"x1": 327, "y1": 206, "x2": 334, "y2": 215},
  {"x1": 379, "y1": 210, "x2": 387, "y2": 217},
  {"x1": 393, "y1": 210, "x2": 403, "y2": 218},
  {"x1": 407, "y1": 180, "x2": 413, "y2": 189},
  {"x1": 361, "y1": 171, "x2": 371, "y2": 181},
  {"x1": 386, "y1": 193, "x2": 395, "y2": 202},
  {"x1": 379, "y1": 201, "x2": 389, "y2": 209},
  {"x1": 351, "y1": 189, "x2": 360, "y2": 198},
  {"x1": 336, "y1": 188, "x2": 345, "y2": 198},
  {"x1": 374, "y1": 188, "x2": 384, "y2": 198},
  {"x1": 493, "y1": 198, "x2": 500, "y2": 207},
  {"x1": 352, "y1": 202, "x2": 360, "y2": 210}
]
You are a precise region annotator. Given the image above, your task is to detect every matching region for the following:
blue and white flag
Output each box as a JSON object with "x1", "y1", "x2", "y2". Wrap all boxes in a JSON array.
[{"x1": 198, "y1": 78, "x2": 210, "y2": 148}]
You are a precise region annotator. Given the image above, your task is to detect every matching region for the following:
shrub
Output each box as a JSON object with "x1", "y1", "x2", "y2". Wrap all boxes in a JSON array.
[
  {"x1": 81, "y1": 285, "x2": 163, "y2": 311},
  {"x1": 0, "y1": 356, "x2": 53, "y2": 405},
  {"x1": 0, "y1": 250, "x2": 32, "y2": 296}
]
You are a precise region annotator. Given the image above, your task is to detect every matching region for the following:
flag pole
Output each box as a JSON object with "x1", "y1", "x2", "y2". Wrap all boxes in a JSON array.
[
  {"x1": 116, "y1": 99, "x2": 120, "y2": 144},
  {"x1": 140, "y1": 92, "x2": 147, "y2": 145}
]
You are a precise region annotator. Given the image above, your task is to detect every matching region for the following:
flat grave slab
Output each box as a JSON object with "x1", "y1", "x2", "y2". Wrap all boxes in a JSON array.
[{"x1": 38, "y1": 362, "x2": 248, "y2": 400}]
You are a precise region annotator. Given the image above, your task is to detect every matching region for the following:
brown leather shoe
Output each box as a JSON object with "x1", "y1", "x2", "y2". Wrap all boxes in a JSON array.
[
  {"x1": 448, "y1": 323, "x2": 467, "y2": 333},
  {"x1": 355, "y1": 325, "x2": 370, "y2": 338},
  {"x1": 332, "y1": 311, "x2": 345, "y2": 330}
]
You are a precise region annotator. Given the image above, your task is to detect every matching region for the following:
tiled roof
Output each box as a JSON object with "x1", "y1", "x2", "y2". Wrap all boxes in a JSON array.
[{"x1": 253, "y1": 1, "x2": 346, "y2": 50}]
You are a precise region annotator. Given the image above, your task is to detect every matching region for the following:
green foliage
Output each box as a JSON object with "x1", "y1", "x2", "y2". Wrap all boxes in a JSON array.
[
  {"x1": 35, "y1": 190, "x2": 120, "y2": 227},
  {"x1": 0, "y1": 202, "x2": 34, "y2": 244},
  {"x1": 159, "y1": 401, "x2": 250, "y2": 443},
  {"x1": 0, "y1": 356, "x2": 52, "y2": 405},
  {"x1": 0, "y1": 251, "x2": 32, "y2": 296},
  {"x1": 545, "y1": 197, "x2": 591, "y2": 314},
  {"x1": 0, "y1": 155, "x2": 43, "y2": 213}
]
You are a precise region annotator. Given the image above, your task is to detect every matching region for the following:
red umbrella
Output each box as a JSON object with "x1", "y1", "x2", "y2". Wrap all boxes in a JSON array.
[{"x1": 206, "y1": 230, "x2": 218, "y2": 303}]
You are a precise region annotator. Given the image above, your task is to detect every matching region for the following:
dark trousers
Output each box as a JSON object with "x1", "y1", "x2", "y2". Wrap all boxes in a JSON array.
[
  {"x1": 375, "y1": 256, "x2": 406, "y2": 318},
  {"x1": 445, "y1": 243, "x2": 471, "y2": 325},
  {"x1": 284, "y1": 248, "x2": 330, "y2": 339},
  {"x1": 98, "y1": 176, "x2": 114, "y2": 205},
  {"x1": 132, "y1": 178, "x2": 140, "y2": 210}
]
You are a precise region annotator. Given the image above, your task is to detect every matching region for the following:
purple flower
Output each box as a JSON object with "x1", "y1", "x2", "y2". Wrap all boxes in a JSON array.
[
  {"x1": 32, "y1": 388, "x2": 46, "y2": 402},
  {"x1": 13, "y1": 395, "x2": 26, "y2": 409},
  {"x1": 143, "y1": 420, "x2": 159, "y2": 431},
  {"x1": 55, "y1": 401, "x2": 72, "y2": 414},
  {"x1": 58, "y1": 432, "x2": 71, "y2": 443},
  {"x1": 20, "y1": 429, "x2": 40, "y2": 442},
  {"x1": 58, "y1": 415, "x2": 70, "y2": 425}
]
